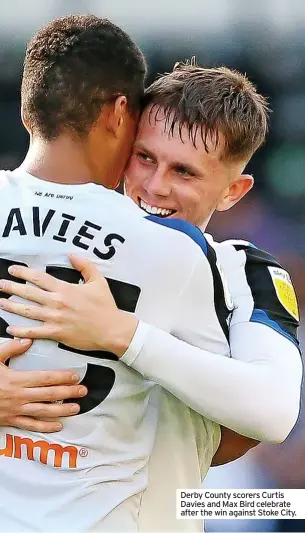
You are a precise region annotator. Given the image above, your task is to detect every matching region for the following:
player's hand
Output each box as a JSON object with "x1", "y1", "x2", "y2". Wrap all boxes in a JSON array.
[
  {"x1": 0, "y1": 255, "x2": 138, "y2": 357},
  {"x1": 0, "y1": 338, "x2": 87, "y2": 432}
]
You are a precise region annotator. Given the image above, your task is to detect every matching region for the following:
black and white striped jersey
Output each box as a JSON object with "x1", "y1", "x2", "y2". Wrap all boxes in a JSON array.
[
  {"x1": 121, "y1": 235, "x2": 302, "y2": 532},
  {"x1": 211, "y1": 237, "x2": 299, "y2": 349}
]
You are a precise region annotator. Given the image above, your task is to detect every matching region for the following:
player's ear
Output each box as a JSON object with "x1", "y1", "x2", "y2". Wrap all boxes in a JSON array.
[
  {"x1": 216, "y1": 174, "x2": 254, "y2": 212},
  {"x1": 21, "y1": 108, "x2": 31, "y2": 134},
  {"x1": 105, "y1": 95, "x2": 129, "y2": 138}
]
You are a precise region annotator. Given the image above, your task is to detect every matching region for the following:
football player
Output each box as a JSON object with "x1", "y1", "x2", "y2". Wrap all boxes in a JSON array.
[
  {"x1": 0, "y1": 17, "x2": 242, "y2": 532},
  {"x1": 1, "y1": 62, "x2": 302, "y2": 532}
]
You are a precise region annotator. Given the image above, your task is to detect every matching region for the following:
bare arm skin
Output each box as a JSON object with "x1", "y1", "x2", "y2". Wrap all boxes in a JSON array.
[{"x1": 0, "y1": 338, "x2": 87, "y2": 432}]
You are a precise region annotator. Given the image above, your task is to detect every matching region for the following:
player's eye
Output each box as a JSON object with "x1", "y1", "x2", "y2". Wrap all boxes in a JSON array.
[
  {"x1": 136, "y1": 152, "x2": 154, "y2": 164},
  {"x1": 175, "y1": 166, "x2": 194, "y2": 178}
]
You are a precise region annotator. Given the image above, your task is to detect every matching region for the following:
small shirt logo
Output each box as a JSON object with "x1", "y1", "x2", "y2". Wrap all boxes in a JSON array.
[
  {"x1": 268, "y1": 267, "x2": 299, "y2": 321},
  {"x1": 0, "y1": 434, "x2": 79, "y2": 468}
]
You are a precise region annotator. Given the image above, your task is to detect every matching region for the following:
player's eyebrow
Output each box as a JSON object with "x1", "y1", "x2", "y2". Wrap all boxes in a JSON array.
[
  {"x1": 170, "y1": 160, "x2": 201, "y2": 176},
  {"x1": 134, "y1": 141, "x2": 202, "y2": 176},
  {"x1": 133, "y1": 141, "x2": 156, "y2": 159}
]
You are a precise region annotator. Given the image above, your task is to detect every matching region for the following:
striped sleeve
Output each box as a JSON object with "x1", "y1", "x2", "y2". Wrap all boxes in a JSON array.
[{"x1": 230, "y1": 244, "x2": 300, "y2": 348}]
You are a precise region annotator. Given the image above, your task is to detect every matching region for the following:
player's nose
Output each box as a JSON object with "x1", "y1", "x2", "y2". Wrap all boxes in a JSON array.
[{"x1": 144, "y1": 169, "x2": 171, "y2": 197}]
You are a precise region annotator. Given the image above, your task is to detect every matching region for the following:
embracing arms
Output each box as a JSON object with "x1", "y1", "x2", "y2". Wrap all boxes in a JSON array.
[
  {"x1": 0, "y1": 253, "x2": 301, "y2": 446},
  {"x1": 0, "y1": 338, "x2": 86, "y2": 432}
]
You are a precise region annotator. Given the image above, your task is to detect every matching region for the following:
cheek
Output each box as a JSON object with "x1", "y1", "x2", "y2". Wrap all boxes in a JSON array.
[
  {"x1": 176, "y1": 184, "x2": 202, "y2": 213},
  {"x1": 175, "y1": 184, "x2": 212, "y2": 225}
]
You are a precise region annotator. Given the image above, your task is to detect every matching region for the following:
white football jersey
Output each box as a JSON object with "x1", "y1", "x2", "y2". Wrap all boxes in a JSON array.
[{"x1": 0, "y1": 168, "x2": 229, "y2": 532}]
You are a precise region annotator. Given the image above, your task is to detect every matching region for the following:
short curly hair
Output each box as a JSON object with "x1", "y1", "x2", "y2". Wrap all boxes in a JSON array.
[
  {"x1": 144, "y1": 60, "x2": 269, "y2": 162},
  {"x1": 21, "y1": 14, "x2": 147, "y2": 139}
]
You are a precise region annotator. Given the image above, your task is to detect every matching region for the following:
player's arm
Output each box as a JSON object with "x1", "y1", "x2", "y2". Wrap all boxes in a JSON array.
[
  {"x1": 210, "y1": 244, "x2": 302, "y2": 461},
  {"x1": 118, "y1": 241, "x2": 302, "y2": 444},
  {"x1": 0, "y1": 243, "x2": 302, "y2": 443},
  {"x1": 210, "y1": 244, "x2": 302, "y2": 464},
  {"x1": 0, "y1": 338, "x2": 86, "y2": 432}
]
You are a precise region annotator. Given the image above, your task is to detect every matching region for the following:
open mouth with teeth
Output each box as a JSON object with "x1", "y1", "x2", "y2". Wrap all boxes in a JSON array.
[{"x1": 138, "y1": 198, "x2": 177, "y2": 218}]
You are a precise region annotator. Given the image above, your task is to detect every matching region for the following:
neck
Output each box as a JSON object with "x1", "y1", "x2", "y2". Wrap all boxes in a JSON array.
[
  {"x1": 198, "y1": 215, "x2": 210, "y2": 232},
  {"x1": 21, "y1": 135, "x2": 108, "y2": 186}
]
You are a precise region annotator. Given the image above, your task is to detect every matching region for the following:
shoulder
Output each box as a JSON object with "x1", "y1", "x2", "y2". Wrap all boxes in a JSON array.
[
  {"x1": 144, "y1": 216, "x2": 208, "y2": 255},
  {"x1": 145, "y1": 219, "x2": 232, "y2": 311},
  {"x1": 219, "y1": 239, "x2": 281, "y2": 266},
  {"x1": 214, "y1": 238, "x2": 287, "y2": 276},
  {"x1": 217, "y1": 239, "x2": 300, "y2": 347},
  {"x1": 219, "y1": 241, "x2": 298, "y2": 319}
]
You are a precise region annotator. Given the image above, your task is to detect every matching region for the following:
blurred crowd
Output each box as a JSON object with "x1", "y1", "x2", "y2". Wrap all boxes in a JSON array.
[{"x1": 0, "y1": 2, "x2": 304, "y2": 532}]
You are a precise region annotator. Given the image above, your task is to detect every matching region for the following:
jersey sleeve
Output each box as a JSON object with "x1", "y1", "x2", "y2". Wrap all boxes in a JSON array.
[
  {"x1": 145, "y1": 216, "x2": 231, "y2": 352},
  {"x1": 171, "y1": 240, "x2": 230, "y2": 355},
  {"x1": 229, "y1": 244, "x2": 300, "y2": 348},
  {"x1": 121, "y1": 234, "x2": 302, "y2": 442}
]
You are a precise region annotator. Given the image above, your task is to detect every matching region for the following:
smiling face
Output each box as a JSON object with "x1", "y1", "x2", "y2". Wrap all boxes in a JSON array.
[{"x1": 125, "y1": 106, "x2": 253, "y2": 228}]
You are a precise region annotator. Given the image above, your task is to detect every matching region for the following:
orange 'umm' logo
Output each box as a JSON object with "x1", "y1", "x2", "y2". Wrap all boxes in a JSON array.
[{"x1": 0, "y1": 434, "x2": 78, "y2": 468}]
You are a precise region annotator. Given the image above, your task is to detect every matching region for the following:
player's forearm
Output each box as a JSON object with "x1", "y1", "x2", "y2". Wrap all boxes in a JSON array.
[
  {"x1": 120, "y1": 322, "x2": 302, "y2": 443},
  {"x1": 107, "y1": 312, "x2": 139, "y2": 357}
]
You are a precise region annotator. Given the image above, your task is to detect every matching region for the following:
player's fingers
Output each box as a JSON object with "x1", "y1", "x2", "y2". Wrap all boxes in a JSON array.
[
  {"x1": 20, "y1": 402, "x2": 80, "y2": 418},
  {"x1": 0, "y1": 338, "x2": 32, "y2": 364},
  {"x1": 0, "y1": 299, "x2": 49, "y2": 322},
  {"x1": 11, "y1": 369, "x2": 81, "y2": 387},
  {"x1": 0, "y1": 279, "x2": 48, "y2": 305},
  {"x1": 6, "y1": 324, "x2": 57, "y2": 340},
  {"x1": 7, "y1": 265, "x2": 62, "y2": 292},
  {"x1": 8, "y1": 415, "x2": 63, "y2": 433},
  {"x1": 24, "y1": 384, "x2": 87, "y2": 403},
  {"x1": 69, "y1": 254, "x2": 101, "y2": 283}
]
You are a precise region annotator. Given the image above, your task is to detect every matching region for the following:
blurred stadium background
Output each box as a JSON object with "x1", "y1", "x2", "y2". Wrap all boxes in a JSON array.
[{"x1": 0, "y1": 1, "x2": 304, "y2": 531}]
